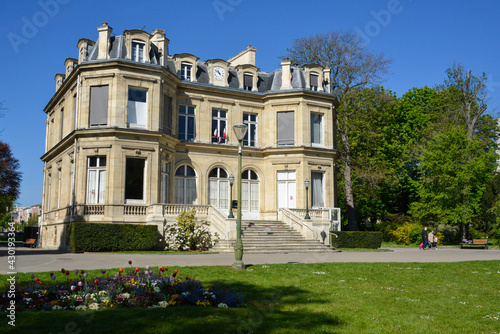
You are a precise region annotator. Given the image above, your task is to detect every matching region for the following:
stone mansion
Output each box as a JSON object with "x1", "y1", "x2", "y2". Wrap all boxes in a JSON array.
[{"x1": 40, "y1": 23, "x2": 340, "y2": 250}]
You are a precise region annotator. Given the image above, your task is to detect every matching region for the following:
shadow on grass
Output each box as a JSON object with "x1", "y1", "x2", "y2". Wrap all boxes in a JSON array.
[{"x1": 2, "y1": 282, "x2": 343, "y2": 334}]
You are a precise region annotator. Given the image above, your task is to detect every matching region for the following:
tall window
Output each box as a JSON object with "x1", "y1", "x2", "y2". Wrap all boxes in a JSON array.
[
  {"x1": 212, "y1": 109, "x2": 227, "y2": 144},
  {"x1": 89, "y1": 85, "x2": 108, "y2": 127},
  {"x1": 241, "y1": 169, "x2": 259, "y2": 212},
  {"x1": 60, "y1": 108, "x2": 64, "y2": 140},
  {"x1": 243, "y1": 73, "x2": 253, "y2": 90},
  {"x1": 209, "y1": 167, "x2": 229, "y2": 210},
  {"x1": 243, "y1": 113, "x2": 257, "y2": 147},
  {"x1": 86, "y1": 156, "x2": 106, "y2": 204},
  {"x1": 57, "y1": 167, "x2": 62, "y2": 208},
  {"x1": 181, "y1": 63, "x2": 192, "y2": 81},
  {"x1": 127, "y1": 87, "x2": 147, "y2": 128},
  {"x1": 125, "y1": 158, "x2": 145, "y2": 202},
  {"x1": 310, "y1": 72, "x2": 319, "y2": 91},
  {"x1": 162, "y1": 95, "x2": 172, "y2": 135},
  {"x1": 161, "y1": 162, "x2": 170, "y2": 203},
  {"x1": 311, "y1": 113, "x2": 323, "y2": 146},
  {"x1": 175, "y1": 165, "x2": 197, "y2": 204},
  {"x1": 277, "y1": 111, "x2": 294, "y2": 146},
  {"x1": 131, "y1": 41, "x2": 145, "y2": 62},
  {"x1": 311, "y1": 172, "x2": 324, "y2": 207},
  {"x1": 178, "y1": 105, "x2": 195, "y2": 141}
]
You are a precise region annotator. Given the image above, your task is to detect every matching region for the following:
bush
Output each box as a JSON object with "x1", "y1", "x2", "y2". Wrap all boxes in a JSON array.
[
  {"x1": 69, "y1": 222, "x2": 157, "y2": 252},
  {"x1": 330, "y1": 231, "x2": 382, "y2": 249},
  {"x1": 436, "y1": 223, "x2": 460, "y2": 244},
  {"x1": 390, "y1": 222, "x2": 423, "y2": 245},
  {"x1": 164, "y1": 209, "x2": 219, "y2": 251}
]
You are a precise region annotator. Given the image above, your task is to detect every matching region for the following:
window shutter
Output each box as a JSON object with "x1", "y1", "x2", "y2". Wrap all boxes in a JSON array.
[
  {"x1": 90, "y1": 86, "x2": 108, "y2": 126},
  {"x1": 310, "y1": 73, "x2": 319, "y2": 87},
  {"x1": 244, "y1": 73, "x2": 253, "y2": 87},
  {"x1": 277, "y1": 111, "x2": 294, "y2": 146}
]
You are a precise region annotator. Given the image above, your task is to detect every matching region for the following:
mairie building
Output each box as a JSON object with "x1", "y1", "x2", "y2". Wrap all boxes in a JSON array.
[{"x1": 40, "y1": 23, "x2": 340, "y2": 251}]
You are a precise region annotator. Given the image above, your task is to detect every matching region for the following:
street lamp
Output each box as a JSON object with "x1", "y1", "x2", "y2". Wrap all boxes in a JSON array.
[
  {"x1": 228, "y1": 174, "x2": 235, "y2": 218},
  {"x1": 304, "y1": 178, "x2": 311, "y2": 220},
  {"x1": 232, "y1": 123, "x2": 248, "y2": 270}
]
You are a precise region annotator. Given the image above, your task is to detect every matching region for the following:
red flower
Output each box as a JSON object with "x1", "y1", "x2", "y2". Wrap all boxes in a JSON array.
[
  {"x1": 135, "y1": 267, "x2": 139, "y2": 273},
  {"x1": 65, "y1": 271, "x2": 69, "y2": 276},
  {"x1": 94, "y1": 279, "x2": 99, "y2": 285},
  {"x1": 173, "y1": 269, "x2": 178, "y2": 277},
  {"x1": 128, "y1": 260, "x2": 132, "y2": 265},
  {"x1": 159, "y1": 267, "x2": 164, "y2": 272},
  {"x1": 81, "y1": 270, "x2": 85, "y2": 274},
  {"x1": 165, "y1": 266, "x2": 168, "y2": 271},
  {"x1": 35, "y1": 277, "x2": 40, "y2": 282},
  {"x1": 119, "y1": 268, "x2": 123, "y2": 273},
  {"x1": 61, "y1": 268, "x2": 65, "y2": 273}
]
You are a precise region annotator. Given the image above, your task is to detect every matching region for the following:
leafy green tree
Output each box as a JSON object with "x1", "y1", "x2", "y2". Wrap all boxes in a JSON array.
[
  {"x1": 0, "y1": 141, "x2": 22, "y2": 215},
  {"x1": 283, "y1": 30, "x2": 391, "y2": 230},
  {"x1": 409, "y1": 127, "x2": 496, "y2": 240}
]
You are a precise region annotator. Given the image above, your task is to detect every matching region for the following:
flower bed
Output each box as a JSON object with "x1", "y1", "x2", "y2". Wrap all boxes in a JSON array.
[{"x1": 1, "y1": 262, "x2": 243, "y2": 312}]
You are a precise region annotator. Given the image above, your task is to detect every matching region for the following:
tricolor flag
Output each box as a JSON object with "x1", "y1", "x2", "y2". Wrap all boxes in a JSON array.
[
  {"x1": 213, "y1": 128, "x2": 218, "y2": 140},
  {"x1": 223, "y1": 127, "x2": 227, "y2": 140}
]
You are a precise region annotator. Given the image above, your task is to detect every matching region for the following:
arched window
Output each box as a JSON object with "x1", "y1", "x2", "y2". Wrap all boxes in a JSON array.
[
  {"x1": 209, "y1": 167, "x2": 229, "y2": 210},
  {"x1": 174, "y1": 165, "x2": 197, "y2": 204},
  {"x1": 241, "y1": 169, "x2": 259, "y2": 214}
]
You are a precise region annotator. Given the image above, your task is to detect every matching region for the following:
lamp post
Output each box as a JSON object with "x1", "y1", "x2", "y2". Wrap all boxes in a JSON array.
[
  {"x1": 304, "y1": 178, "x2": 311, "y2": 220},
  {"x1": 232, "y1": 123, "x2": 248, "y2": 270},
  {"x1": 228, "y1": 174, "x2": 234, "y2": 218}
]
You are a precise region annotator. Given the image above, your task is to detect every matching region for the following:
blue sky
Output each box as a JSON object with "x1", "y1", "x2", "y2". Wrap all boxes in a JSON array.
[{"x1": 1, "y1": 0, "x2": 500, "y2": 207}]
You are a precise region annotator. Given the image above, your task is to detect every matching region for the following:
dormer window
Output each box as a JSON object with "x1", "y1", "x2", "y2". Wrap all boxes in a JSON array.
[
  {"x1": 310, "y1": 72, "x2": 319, "y2": 91},
  {"x1": 181, "y1": 62, "x2": 192, "y2": 81},
  {"x1": 244, "y1": 73, "x2": 253, "y2": 91},
  {"x1": 131, "y1": 41, "x2": 145, "y2": 62}
]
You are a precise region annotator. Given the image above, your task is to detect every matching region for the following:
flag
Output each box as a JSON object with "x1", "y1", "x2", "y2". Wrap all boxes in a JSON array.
[
  {"x1": 223, "y1": 127, "x2": 227, "y2": 140},
  {"x1": 213, "y1": 128, "x2": 218, "y2": 140}
]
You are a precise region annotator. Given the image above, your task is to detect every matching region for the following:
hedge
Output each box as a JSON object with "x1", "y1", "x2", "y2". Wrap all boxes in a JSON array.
[
  {"x1": 330, "y1": 231, "x2": 383, "y2": 249},
  {"x1": 69, "y1": 222, "x2": 158, "y2": 252}
]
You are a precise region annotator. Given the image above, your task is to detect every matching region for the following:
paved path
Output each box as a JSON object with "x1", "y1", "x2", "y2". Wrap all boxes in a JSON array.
[{"x1": 2, "y1": 246, "x2": 499, "y2": 274}]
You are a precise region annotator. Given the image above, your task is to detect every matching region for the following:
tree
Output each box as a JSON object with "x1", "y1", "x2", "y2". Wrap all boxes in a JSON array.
[
  {"x1": 409, "y1": 127, "x2": 496, "y2": 240},
  {"x1": 0, "y1": 141, "x2": 22, "y2": 215},
  {"x1": 283, "y1": 30, "x2": 392, "y2": 230}
]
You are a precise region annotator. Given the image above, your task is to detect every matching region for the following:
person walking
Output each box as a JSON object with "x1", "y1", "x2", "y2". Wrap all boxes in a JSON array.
[
  {"x1": 421, "y1": 227, "x2": 428, "y2": 250},
  {"x1": 428, "y1": 230, "x2": 435, "y2": 249}
]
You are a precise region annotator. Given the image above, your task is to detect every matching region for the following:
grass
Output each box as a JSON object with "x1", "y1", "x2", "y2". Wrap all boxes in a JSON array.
[{"x1": 1, "y1": 261, "x2": 500, "y2": 333}]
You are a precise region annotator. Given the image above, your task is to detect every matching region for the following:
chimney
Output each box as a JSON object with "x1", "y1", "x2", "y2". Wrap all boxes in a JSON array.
[
  {"x1": 151, "y1": 29, "x2": 170, "y2": 67},
  {"x1": 54, "y1": 73, "x2": 65, "y2": 91},
  {"x1": 64, "y1": 58, "x2": 78, "y2": 77},
  {"x1": 280, "y1": 58, "x2": 292, "y2": 90},
  {"x1": 97, "y1": 22, "x2": 112, "y2": 60},
  {"x1": 323, "y1": 66, "x2": 331, "y2": 92},
  {"x1": 77, "y1": 39, "x2": 95, "y2": 63}
]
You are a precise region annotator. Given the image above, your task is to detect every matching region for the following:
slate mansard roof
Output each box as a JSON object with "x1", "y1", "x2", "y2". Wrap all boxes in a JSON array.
[{"x1": 75, "y1": 24, "x2": 331, "y2": 95}]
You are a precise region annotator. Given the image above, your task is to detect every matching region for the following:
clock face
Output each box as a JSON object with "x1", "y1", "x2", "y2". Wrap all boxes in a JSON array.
[{"x1": 213, "y1": 66, "x2": 225, "y2": 80}]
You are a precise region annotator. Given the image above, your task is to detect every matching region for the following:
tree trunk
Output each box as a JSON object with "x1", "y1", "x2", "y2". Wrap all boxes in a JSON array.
[{"x1": 339, "y1": 119, "x2": 357, "y2": 231}]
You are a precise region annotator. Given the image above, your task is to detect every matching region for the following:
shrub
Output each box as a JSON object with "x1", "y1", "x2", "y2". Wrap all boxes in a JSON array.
[
  {"x1": 164, "y1": 209, "x2": 219, "y2": 251},
  {"x1": 436, "y1": 223, "x2": 459, "y2": 244},
  {"x1": 330, "y1": 231, "x2": 382, "y2": 249},
  {"x1": 390, "y1": 222, "x2": 423, "y2": 245},
  {"x1": 69, "y1": 222, "x2": 157, "y2": 252}
]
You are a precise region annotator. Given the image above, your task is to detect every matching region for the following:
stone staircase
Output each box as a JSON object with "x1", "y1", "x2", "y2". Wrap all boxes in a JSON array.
[{"x1": 212, "y1": 220, "x2": 333, "y2": 254}]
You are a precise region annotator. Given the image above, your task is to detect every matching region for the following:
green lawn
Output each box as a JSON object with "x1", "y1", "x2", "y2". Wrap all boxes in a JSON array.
[{"x1": 1, "y1": 261, "x2": 499, "y2": 333}]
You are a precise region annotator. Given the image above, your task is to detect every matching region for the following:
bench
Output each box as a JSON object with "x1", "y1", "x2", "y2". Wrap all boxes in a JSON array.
[
  {"x1": 460, "y1": 239, "x2": 488, "y2": 249},
  {"x1": 23, "y1": 238, "x2": 37, "y2": 248}
]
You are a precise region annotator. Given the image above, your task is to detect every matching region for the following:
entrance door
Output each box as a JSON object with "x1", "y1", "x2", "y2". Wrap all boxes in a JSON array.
[
  {"x1": 241, "y1": 169, "x2": 260, "y2": 220},
  {"x1": 277, "y1": 171, "x2": 296, "y2": 209},
  {"x1": 209, "y1": 167, "x2": 229, "y2": 211}
]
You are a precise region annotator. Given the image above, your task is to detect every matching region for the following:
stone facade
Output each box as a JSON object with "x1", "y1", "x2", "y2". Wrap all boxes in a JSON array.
[{"x1": 40, "y1": 23, "x2": 339, "y2": 250}]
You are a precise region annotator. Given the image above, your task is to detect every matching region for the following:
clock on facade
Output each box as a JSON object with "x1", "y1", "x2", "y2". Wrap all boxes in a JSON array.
[{"x1": 213, "y1": 66, "x2": 225, "y2": 80}]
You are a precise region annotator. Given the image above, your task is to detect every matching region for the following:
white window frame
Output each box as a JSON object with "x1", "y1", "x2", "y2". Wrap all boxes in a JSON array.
[
  {"x1": 243, "y1": 113, "x2": 257, "y2": 147},
  {"x1": 209, "y1": 167, "x2": 229, "y2": 210},
  {"x1": 127, "y1": 87, "x2": 148, "y2": 128},
  {"x1": 212, "y1": 109, "x2": 227, "y2": 144},
  {"x1": 181, "y1": 62, "x2": 192, "y2": 81},
  {"x1": 178, "y1": 105, "x2": 195, "y2": 141},
  {"x1": 86, "y1": 156, "x2": 106, "y2": 204},
  {"x1": 131, "y1": 40, "x2": 145, "y2": 63},
  {"x1": 175, "y1": 165, "x2": 197, "y2": 204},
  {"x1": 311, "y1": 112, "x2": 323, "y2": 146},
  {"x1": 161, "y1": 162, "x2": 170, "y2": 204}
]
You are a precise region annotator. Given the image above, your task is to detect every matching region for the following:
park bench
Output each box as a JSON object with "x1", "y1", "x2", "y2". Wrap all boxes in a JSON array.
[
  {"x1": 460, "y1": 239, "x2": 488, "y2": 249},
  {"x1": 23, "y1": 238, "x2": 37, "y2": 248}
]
